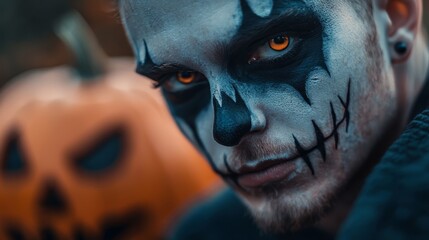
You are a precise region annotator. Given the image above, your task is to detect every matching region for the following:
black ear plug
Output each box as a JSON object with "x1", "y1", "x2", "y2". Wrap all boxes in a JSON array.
[{"x1": 394, "y1": 42, "x2": 408, "y2": 55}]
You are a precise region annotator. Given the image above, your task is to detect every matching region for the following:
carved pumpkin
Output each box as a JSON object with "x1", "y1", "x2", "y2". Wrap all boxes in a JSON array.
[{"x1": 0, "y1": 12, "x2": 220, "y2": 240}]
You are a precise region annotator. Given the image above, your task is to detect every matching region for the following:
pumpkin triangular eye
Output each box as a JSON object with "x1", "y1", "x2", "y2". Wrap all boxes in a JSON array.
[
  {"x1": 1, "y1": 131, "x2": 28, "y2": 175},
  {"x1": 71, "y1": 127, "x2": 126, "y2": 174}
]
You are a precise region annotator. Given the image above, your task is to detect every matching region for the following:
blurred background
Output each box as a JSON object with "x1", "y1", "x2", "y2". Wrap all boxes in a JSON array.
[
  {"x1": 0, "y1": 0, "x2": 222, "y2": 239},
  {"x1": 0, "y1": 0, "x2": 132, "y2": 84},
  {"x1": 0, "y1": 1, "x2": 428, "y2": 240}
]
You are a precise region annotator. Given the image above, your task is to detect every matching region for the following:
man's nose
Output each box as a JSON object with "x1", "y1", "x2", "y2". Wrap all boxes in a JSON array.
[{"x1": 213, "y1": 89, "x2": 252, "y2": 146}]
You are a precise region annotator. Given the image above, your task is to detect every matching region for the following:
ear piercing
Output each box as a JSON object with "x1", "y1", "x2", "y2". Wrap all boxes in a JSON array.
[{"x1": 394, "y1": 42, "x2": 408, "y2": 55}]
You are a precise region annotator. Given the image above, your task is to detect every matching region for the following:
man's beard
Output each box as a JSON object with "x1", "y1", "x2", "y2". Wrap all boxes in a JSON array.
[{"x1": 245, "y1": 177, "x2": 340, "y2": 233}]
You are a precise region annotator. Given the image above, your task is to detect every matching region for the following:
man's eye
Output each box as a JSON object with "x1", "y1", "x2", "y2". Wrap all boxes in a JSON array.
[
  {"x1": 163, "y1": 71, "x2": 205, "y2": 93},
  {"x1": 269, "y1": 33, "x2": 290, "y2": 51},
  {"x1": 176, "y1": 71, "x2": 196, "y2": 84},
  {"x1": 248, "y1": 33, "x2": 296, "y2": 64}
]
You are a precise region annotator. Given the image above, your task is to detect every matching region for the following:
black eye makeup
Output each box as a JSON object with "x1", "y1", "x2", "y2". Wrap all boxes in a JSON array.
[
  {"x1": 247, "y1": 32, "x2": 302, "y2": 66},
  {"x1": 138, "y1": 63, "x2": 206, "y2": 92},
  {"x1": 225, "y1": 4, "x2": 321, "y2": 69},
  {"x1": 162, "y1": 71, "x2": 207, "y2": 93}
]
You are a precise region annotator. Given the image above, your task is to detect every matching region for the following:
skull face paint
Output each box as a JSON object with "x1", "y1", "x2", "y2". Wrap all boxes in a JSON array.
[{"x1": 120, "y1": 0, "x2": 399, "y2": 230}]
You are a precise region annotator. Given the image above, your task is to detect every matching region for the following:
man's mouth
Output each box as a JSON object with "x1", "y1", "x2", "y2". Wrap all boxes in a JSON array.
[
  {"x1": 236, "y1": 157, "x2": 297, "y2": 188},
  {"x1": 221, "y1": 79, "x2": 351, "y2": 189}
]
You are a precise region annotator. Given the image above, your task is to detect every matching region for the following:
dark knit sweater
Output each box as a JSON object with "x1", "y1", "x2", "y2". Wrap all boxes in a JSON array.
[{"x1": 338, "y1": 109, "x2": 429, "y2": 240}]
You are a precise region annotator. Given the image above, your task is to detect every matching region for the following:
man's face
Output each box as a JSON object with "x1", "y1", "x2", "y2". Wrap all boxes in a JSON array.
[{"x1": 120, "y1": 0, "x2": 399, "y2": 230}]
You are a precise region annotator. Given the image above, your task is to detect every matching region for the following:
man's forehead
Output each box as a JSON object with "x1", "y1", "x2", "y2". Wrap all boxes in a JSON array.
[
  {"x1": 121, "y1": 0, "x2": 239, "y2": 62},
  {"x1": 120, "y1": 0, "x2": 336, "y2": 65}
]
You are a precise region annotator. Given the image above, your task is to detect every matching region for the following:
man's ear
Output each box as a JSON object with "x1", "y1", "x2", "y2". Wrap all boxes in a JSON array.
[{"x1": 378, "y1": 0, "x2": 422, "y2": 63}]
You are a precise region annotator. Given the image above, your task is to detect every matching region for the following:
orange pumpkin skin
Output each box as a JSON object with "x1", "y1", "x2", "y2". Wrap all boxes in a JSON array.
[{"x1": 0, "y1": 58, "x2": 221, "y2": 240}]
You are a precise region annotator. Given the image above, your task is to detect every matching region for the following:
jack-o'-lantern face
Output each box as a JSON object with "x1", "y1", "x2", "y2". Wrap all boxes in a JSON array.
[{"x1": 0, "y1": 59, "x2": 220, "y2": 240}]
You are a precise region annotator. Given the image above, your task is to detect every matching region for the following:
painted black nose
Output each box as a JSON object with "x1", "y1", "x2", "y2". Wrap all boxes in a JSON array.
[
  {"x1": 213, "y1": 89, "x2": 251, "y2": 146},
  {"x1": 39, "y1": 181, "x2": 68, "y2": 214}
]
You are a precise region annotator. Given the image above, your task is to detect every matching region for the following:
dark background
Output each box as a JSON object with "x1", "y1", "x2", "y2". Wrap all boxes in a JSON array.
[{"x1": 0, "y1": 0, "x2": 132, "y2": 86}]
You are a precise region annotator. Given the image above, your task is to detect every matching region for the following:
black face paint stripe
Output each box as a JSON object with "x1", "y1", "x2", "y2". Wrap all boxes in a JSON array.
[
  {"x1": 330, "y1": 102, "x2": 339, "y2": 149},
  {"x1": 223, "y1": 154, "x2": 247, "y2": 191},
  {"x1": 213, "y1": 86, "x2": 252, "y2": 146},
  {"x1": 161, "y1": 81, "x2": 222, "y2": 174},
  {"x1": 239, "y1": 0, "x2": 263, "y2": 23},
  {"x1": 189, "y1": 121, "x2": 223, "y2": 175},
  {"x1": 293, "y1": 135, "x2": 315, "y2": 175},
  {"x1": 162, "y1": 87, "x2": 223, "y2": 175},
  {"x1": 340, "y1": 80, "x2": 351, "y2": 131},
  {"x1": 135, "y1": 40, "x2": 156, "y2": 77},
  {"x1": 312, "y1": 120, "x2": 326, "y2": 162}
]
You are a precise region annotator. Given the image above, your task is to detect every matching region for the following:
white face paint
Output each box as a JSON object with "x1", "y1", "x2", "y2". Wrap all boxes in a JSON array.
[
  {"x1": 245, "y1": 0, "x2": 274, "y2": 17},
  {"x1": 120, "y1": 0, "x2": 399, "y2": 230}
]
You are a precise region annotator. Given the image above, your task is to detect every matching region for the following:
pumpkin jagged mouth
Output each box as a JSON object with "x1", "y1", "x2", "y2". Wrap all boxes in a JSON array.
[{"x1": 4, "y1": 208, "x2": 148, "y2": 240}]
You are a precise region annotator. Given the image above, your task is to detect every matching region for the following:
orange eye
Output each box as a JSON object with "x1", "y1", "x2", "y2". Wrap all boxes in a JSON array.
[
  {"x1": 268, "y1": 33, "x2": 290, "y2": 51},
  {"x1": 176, "y1": 71, "x2": 196, "y2": 84}
]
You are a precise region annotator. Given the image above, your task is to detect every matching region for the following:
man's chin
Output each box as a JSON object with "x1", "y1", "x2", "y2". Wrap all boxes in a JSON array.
[{"x1": 237, "y1": 179, "x2": 339, "y2": 233}]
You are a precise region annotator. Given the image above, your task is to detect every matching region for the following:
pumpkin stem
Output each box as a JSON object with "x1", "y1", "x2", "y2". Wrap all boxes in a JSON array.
[{"x1": 54, "y1": 11, "x2": 107, "y2": 80}]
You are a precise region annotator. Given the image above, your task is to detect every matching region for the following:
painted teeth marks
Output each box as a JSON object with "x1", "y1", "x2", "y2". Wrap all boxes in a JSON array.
[
  {"x1": 312, "y1": 120, "x2": 326, "y2": 162},
  {"x1": 330, "y1": 102, "x2": 339, "y2": 149},
  {"x1": 338, "y1": 80, "x2": 351, "y2": 132},
  {"x1": 293, "y1": 135, "x2": 315, "y2": 175},
  {"x1": 290, "y1": 78, "x2": 351, "y2": 175}
]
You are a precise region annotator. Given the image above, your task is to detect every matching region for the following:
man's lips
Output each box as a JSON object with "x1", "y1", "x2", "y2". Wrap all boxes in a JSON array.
[{"x1": 236, "y1": 158, "x2": 297, "y2": 188}]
